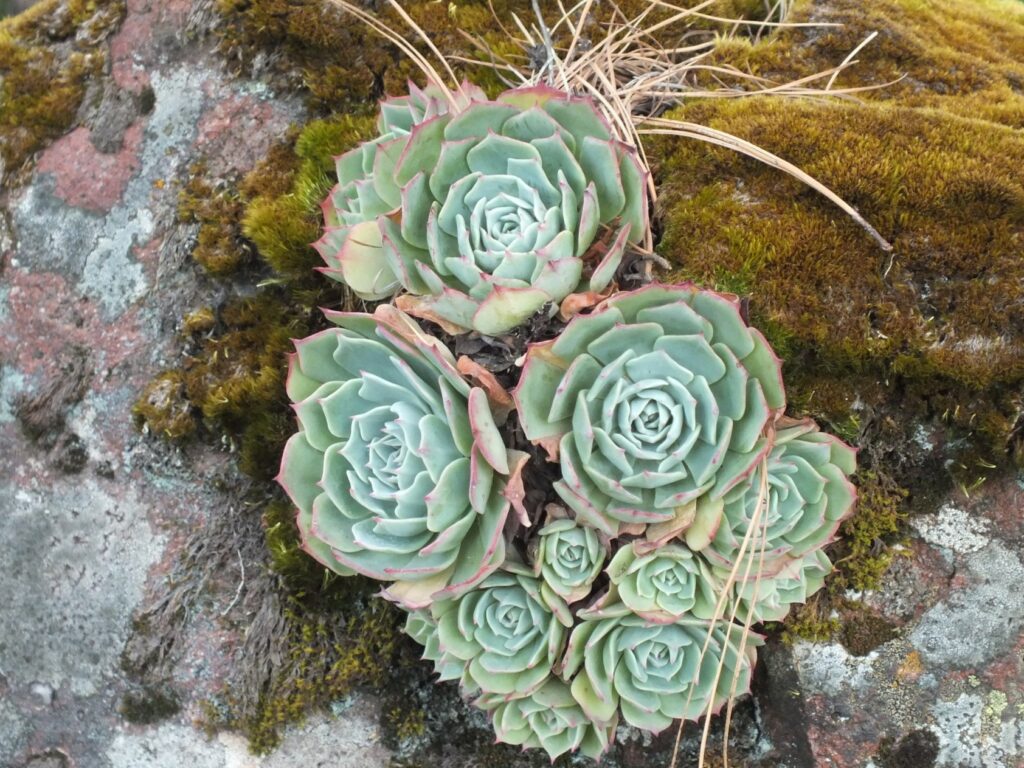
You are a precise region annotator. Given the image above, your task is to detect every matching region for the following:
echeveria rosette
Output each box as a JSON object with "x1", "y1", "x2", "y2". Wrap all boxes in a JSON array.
[
  {"x1": 313, "y1": 82, "x2": 487, "y2": 299},
  {"x1": 407, "y1": 571, "x2": 572, "y2": 699},
  {"x1": 318, "y1": 83, "x2": 649, "y2": 334},
  {"x1": 697, "y1": 418, "x2": 857, "y2": 577},
  {"x1": 533, "y1": 514, "x2": 607, "y2": 603},
  {"x1": 514, "y1": 283, "x2": 786, "y2": 537},
  {"x1": 476, "y1": 679, "x2": 617, "y2": 761},
  {"x1": 585, "y1": 542, "x2": 721, "y2": 623},
  {"x1": 725, "y1": 549, "x2": 833, "y2": 623},
  {"x1": 561, "y1": 607, "x2": 761, "y2": 733},
  {"x1": 277, "y1": 304, "x2": 523, "y2": 609}
]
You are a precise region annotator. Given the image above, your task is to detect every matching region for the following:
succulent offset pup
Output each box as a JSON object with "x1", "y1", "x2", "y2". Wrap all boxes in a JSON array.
[{"x1": 314, "y1": 83, "x2": 649, "y2": 335}]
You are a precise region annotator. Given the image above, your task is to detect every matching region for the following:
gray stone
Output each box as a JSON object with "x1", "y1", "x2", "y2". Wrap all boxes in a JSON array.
[{"x1": 909, "y1": 541, "x2": 1024, "y2": 669}]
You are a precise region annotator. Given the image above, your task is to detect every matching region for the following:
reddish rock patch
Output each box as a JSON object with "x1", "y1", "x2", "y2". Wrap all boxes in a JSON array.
[
  {"x1": 0, "y1": 267, "x2": 144, "y2": 379},
  {"x1": 195, "y1": 93, "x2": 295, "y2": 175},
  {"x1": 36, "y1": 124, "x2": 143, "y2": 213}
]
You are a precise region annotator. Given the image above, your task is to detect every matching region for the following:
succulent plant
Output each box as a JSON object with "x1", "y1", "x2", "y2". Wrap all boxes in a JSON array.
[
  {"x1": 408, "y1": 570, "x2": 572, "y2": 698},
  {"x1": 696, "y1": 419, "x2": 857, "y2": 576},
  {"x1": 315, "y1": 83, "x2": 649, "y2": 334},
  {"x1": 277, "y1": 304, "x2": 523, "y2": 609},
  {"x1": 477, "y1": 678, "x2": 616, "y2": 760},
  {"x1": 313, "y1": 82, "x2": 487, "y2": 299},
  {"x1": 561, "y1": 609, "x2": 760, "y2": 733},
  {"x1": 405, "y1": 609, "x2": 468, "y2": 686},
  {"x1": 533, "y1": 511, "x2": 607, "y2": 603},
  {"x1": 726, "y1": 549, "x2": 833, "y2": 623},
  {"x1": 586, "y1": 542, "x2": 721, "y2": 623},
  {"x1": 514, "y1": 283, "x2": 786, "y2": 537}
]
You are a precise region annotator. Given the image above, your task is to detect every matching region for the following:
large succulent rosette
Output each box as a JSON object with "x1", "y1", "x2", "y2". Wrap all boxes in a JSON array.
[
  {"x1": 514, "y1": 283, "x2": 786, "y2": 537},
  {"x1": 313, "y1": 82, "x2": 487, "y2": 299},
  {"x1": 276, "y1": 304, "x2": 523, "y2": 608},
  {"x1": 314, "y1": 84, "x2": 649, "y2": 334}
]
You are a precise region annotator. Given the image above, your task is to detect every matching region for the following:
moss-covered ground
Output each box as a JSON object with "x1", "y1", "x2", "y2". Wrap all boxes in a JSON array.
[
  {"x1": 0, "y1": 0, "x2": 125, "y2": 187},
  {"x1": 119, "y1": 0, "x2": 1024, "y2": 758}
]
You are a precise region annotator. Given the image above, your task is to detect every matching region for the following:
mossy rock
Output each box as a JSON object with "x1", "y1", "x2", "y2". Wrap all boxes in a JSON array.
[{"x1": 0, "y1": 0, "x2": 125, "y2": 185}]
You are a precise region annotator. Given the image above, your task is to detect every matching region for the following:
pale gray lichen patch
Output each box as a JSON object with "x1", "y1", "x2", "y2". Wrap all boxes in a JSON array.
[
  {"x1": 10, "y1": 67, "x2": 208, "y2": 320},
  {"x1": 0, "y1": 364, "x2": 27, "y2": 425},
  {"x1": 106, "y1": 724, "x2": 232, "y2": 768},
  {"x1": 104, "y1": 705, "x2": 391, "y2": 768},
  {"x1": 931, "y1": 693, "x2": 1022, "y2": 768},
  {"x1": 790, "y1": 642, "x2": 873, "y2": 698},
  {"x1": 0, "y1": 696, "x2": 28, "y2": 763},
  {"x1": 911, "y1": 502, "x2": 992, "y2": 555},
  {"x1": 909, "y1": 541, "x2": 1024, "y2": 669},
  {"x1": 0, "y1": 474, "x2": 165, "y2": 696}
]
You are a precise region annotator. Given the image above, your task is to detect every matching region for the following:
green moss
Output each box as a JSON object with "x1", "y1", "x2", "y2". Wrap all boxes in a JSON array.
[
  {"x1": 0, "y1": 0, "x2": 125, "y2": 186},
  {"x1": 241, "y1": 115, "x2": 376, "y2": 277},
  {"x1": 779, "y1": 596, "x2": 841, "y2": 644},
  {"x1": 836, "y1": 471, "x2": 908, "y2": 592}
]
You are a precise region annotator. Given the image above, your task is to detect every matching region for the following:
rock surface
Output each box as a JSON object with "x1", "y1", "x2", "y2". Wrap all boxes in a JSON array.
[{"x1": 0, "y1": 1, "x2": 1022, "y2": 767}]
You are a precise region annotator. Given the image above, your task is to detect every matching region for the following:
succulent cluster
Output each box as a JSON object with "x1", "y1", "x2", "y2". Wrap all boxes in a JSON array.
[{"x1": 279, "y1": 84, "x2": 858, "y2": 762}]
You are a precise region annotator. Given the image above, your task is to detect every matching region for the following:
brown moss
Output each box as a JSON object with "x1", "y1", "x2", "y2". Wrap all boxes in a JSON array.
[
  {"x1": 725, "y1": 0, "x2": 1024, "y2": 128},
  {"x1": 877, "y1": 728, "x2": 941, "y2": 768},
  {"x1": 213, "y1": 0, "x2": 779, "y2": 115},
  {"x1": 178, "y1": 165, "x2": 250, "y2": 277},
  {"x1": 0, "y1": 0, "x2": 125, "y2": 185},
  {"x1": 838, "y1": 607, "x2": 899, "y2": 656},
  {"x1": 207, "y1": 500, "x2": 411, "y2": 754},
  {"x1": 132, "y1": 372, "x2": 197, "y2": 440}
]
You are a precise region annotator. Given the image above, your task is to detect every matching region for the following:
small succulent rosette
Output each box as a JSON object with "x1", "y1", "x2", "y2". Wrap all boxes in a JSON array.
[
  {"x1": 531, "y1": 506, "x2": 608, "y2": 604},
  {"x1": 314, "y1": 83, "x2": 649, "y2": 334},
  {"x1": 477, "y1": 679, "x2": 617, "y2": 761},
  {"x1": 696, "y1": 418, "x2": 857, "y2": 575},
  {"x1": 405, "y1": 569, "x2": 572, "y2": 699},
  {"x1": 276, "y1": 304, "x2": 525, "y2": 608},
  {"x1": 513, "y1": 283, "x2": 786, "y2": 537},
  {"x1": 561, "y1": 607, "x2": 762, "y2": 734},
  {"x1": 586, "y1": 541, "x2": 722, "y2": 623}
]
